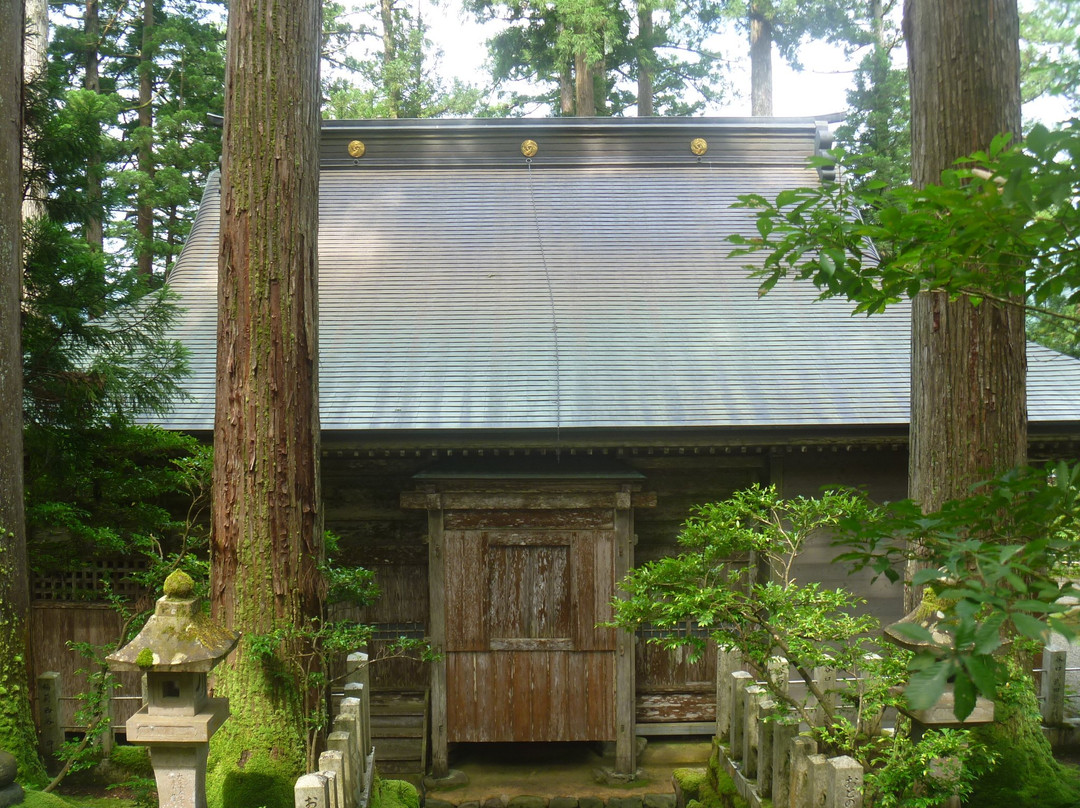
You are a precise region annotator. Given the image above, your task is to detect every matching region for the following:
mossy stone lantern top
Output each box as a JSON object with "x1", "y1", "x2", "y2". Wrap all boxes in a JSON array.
[{"x1": 107, "y1": 570, "x2": 239, "y2": 719}]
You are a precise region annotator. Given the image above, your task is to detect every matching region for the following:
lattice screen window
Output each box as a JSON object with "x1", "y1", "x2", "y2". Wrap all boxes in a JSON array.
[{"x1": 32, "y1": 558, "x2": 149, "y2": 602}]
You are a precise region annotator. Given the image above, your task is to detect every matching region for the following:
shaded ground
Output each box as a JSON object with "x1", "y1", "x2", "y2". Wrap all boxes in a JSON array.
[{"x1": 421, "y1": 738, "x2": 712, "y2": 803}]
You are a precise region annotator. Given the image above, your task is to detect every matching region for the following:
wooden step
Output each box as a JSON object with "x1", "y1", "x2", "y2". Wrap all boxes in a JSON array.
[{"x1": 371, "y1": 689, "x2": 428, "y2": 777}]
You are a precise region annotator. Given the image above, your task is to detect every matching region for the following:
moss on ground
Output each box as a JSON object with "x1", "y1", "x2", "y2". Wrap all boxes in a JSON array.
[
  {"x1": 371, "y1": 777, "x2": 420, "y2": 808},
  {"x1": 22, "y1": 791, "x2": 75, "y2": 808}
]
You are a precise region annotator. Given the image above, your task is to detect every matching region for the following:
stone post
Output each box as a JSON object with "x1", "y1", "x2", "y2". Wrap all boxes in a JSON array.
[
  {"x1": 1042, "y1": 646, "x2": 1067, "y2": 727},
  {"x1": 295, "y1": 772, "x2": 331, "y2": 808},
  {"x1": 729, "y1": 671, "x2": 754, "y2": 761},
  {"x1": 825, "y1": 756, "x2": 862, "y2": 808},
  {"x1": 757, "y1": 696, "x2": 776, "y2": 797},
  {"x1": 319, "y1": 750, "x2": 347, "y2": 808},
  {"x1": 771, "y1": 711, "x2": 796, "y2": 808},
  {"x1": 346, "y1": 653, "x2": 372, "y2": 756},
  {"x1": 813, "y1": 664, "x2": 837, "y2": 727},
  {"x1": 789, "y1": 736, "x2": 818, "y2": 808},
  {"x1": 327, "y1": 730, "x2": 355, "y2": 806},
  {"x1": 716, "y1": 647, "x2": 741, "y2": 739},
  {"x1": 806, "y1": 754, "x2": 829, "y2": 808},
  {"x1": 743, "y1": 685, "x2": 765, "y2": 779},
  {"x1": 36, "y1": 671, "x2": 64, "y2": 767}
]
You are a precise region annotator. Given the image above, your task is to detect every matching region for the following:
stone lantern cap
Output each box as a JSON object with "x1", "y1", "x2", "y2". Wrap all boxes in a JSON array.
[{"x1": 107, "y1": 571, "x2": 238, "y2": 673}]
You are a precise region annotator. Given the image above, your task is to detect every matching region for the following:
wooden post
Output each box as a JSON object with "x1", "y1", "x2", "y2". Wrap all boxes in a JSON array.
[
  {"x1": 729, "y1": 671, "x2": 753, "y2": 761},
  {"x1": 614, "y1": 489, "x2": 636, "y2": 775},
  {"x1": 1042, "y1": 646, "x2": 1067, "y2": 728},
  {"x1": 426, "y1": 502, "x2": 448, "y2": 778}
]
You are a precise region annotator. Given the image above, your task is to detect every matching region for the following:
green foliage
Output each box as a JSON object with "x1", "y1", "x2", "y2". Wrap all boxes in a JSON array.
[
  {"x1": 612, "y1": 485, "x2": 902, "y2": 741},
  {"x1": 834, "y1": 462, "x2": 1080, "y2": 717},
  {"x1": 729, "y1": 120, "x2": 1080, "y2": 328},
  {"x1": 1021, "y1": 0, "x2": 1080, "y2": 114},
  {"x1": 321, "y1": 0, "x2": 488, "y2": 120},
  {"x1": 863, "y1": 725, "x2": 998, "y2": 808}
]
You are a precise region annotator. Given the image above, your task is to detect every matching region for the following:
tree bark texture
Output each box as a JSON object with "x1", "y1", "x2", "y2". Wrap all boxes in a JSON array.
[
  {"x1": 749, "y1": 5, "x2": 772, "y2": 116},
  {"x1": 84, "y1": 0, "x2": 103, "y2": 252},
  {"x1": 574, "y1": 50, "x2": 597, "y2": 116},
  {"x1": 381, "y1": 0, "x2": 401, "y2": 118},
  {"x1": 209, "y1": 0, "x2": 324, "y2": 796},
  {"x1": 637, "y1": 5, "x2": 654, "y2": 116},
  {"x1": 136, "y1": 0, "x2": 154, "y2": 277},
  {"x1": 903, "y1": 0, "x2": 1025, "y2": 612},
  {"x1": 22, "y1": 0, "x2": 46, "y2": 223},
  {"x1": 1, "y1": 1, "x2": 46, "y2": 782}
]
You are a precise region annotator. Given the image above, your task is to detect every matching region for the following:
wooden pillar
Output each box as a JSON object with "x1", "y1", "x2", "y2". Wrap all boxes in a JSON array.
[
  {"x1": 614, "y1": 488, "x2": 636, "y2": 775},
  {"x1": 426, "y1": 498, "x2": 448, "y2": 778}
]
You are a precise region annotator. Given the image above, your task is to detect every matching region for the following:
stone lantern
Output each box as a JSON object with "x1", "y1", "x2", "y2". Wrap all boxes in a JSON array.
[{"x1": 107, "y1": 570, "x2": 239, "y2": 808}]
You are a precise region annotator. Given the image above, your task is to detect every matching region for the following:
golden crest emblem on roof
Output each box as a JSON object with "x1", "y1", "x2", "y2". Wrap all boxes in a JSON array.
[{"x1": 348, "y1": 140, "x2": 366, "y2": 158}]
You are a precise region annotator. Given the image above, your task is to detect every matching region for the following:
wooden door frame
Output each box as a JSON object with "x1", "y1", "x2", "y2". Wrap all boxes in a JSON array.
[{"x1": 403, "y1": 481, "x2": 653, "y2": 777}]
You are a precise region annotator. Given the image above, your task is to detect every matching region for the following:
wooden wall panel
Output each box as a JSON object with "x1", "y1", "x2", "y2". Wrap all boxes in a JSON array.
[
  {"x1": 447, "y1": 651, "x2": 613, "y2": 742},
  {"x1": 30, "y1": 604, "x2": 143, "y2": 731}
]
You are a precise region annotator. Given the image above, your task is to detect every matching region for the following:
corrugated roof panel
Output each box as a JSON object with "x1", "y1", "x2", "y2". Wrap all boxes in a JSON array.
[{"x1": 155, "y1": 120, "x2": 1080, "y2": 434}]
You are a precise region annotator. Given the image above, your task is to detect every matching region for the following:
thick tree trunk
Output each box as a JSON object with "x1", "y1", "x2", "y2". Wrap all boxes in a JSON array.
[
  {"x1": 1, "y1": 1, "x2": 46, "y2": 784},
  {"x1": 85, "y1": 0, "x2": 103, "y2": 252},
  {"x1": 637, "y1": 5, "x2": 653, "y2": 116},
  {"x1": 575, "y1": 50, "x2": 596, "y2": 116},
  {"x1": 749, "y1": 4, "x2": 772, "y2": 116},
  {"x1": 903, "y1": 0, "x2": 1025, "y2": 612},
  {"x1": 136, "y1": 0, "x2": 154, "y2": 277},
  {"x1": 207, "y1": 0, "x2": 324, "y2": 799},
  {"x1": 560, "y1": 60, "x2": 574, "y2": 115}
]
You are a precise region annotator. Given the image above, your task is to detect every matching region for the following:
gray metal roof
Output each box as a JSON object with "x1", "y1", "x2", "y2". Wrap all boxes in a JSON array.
[{"x1": 157, "y1": 117, "x2": 1080, "y2": 434}]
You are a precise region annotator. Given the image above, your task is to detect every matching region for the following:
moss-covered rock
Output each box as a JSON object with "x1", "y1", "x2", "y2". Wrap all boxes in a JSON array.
[
  {"x1": 21, "y1": 790, "x2": 74, "y2": 808},
  {"x1": 371, "y1": 778, "x2": 420, "y2": 808}
]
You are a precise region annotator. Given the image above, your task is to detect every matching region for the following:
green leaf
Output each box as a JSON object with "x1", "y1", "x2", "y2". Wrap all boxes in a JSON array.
[
  {"x1": 890, "y1": 622, "x2": 935, "y2": 645},
  {"x1": 906, "y1": 660, "x2": 952, "y2": 711},
  {"x1": 1011, "y1": 612, "x2": 1049, "y2": 641},
  {"x1": 953, "y1": 670, "x2": 977, "y2": 721},
  {"x1": 964, "y1": 654, "x2": 999, "y2": 698}
]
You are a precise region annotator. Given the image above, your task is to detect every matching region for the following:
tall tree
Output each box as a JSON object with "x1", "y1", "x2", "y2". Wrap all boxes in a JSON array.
[
  {"x1": 1021, "y1": 0, "x2": 1080, "y2": 113},
  {"x1": 904, "y1": 1, "x2": 1077, "y2": 801},
  {"x1": 205, "y1": 0, "x2": 324, "y2": 804},
  {"x1": 903, "y1": 0, "x2": 1025, "y2": 611},
  {"x1": 0, "y1": 0, "x2": 48, "y2": 785}
]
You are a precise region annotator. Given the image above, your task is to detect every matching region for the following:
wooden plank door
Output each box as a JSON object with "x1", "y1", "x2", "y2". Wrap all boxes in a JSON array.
[{"x1": 443, "y1": 524, "x2": 617, "y2": 742}]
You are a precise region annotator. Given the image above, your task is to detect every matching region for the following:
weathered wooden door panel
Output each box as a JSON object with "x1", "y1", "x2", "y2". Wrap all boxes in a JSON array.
[
  {"x1": 447, "y1": 651, "x2": 614, "y2": 741},
  {"x1": 635, "y1": 638, "x2": 717, "y2": 724},
  {"x1": 444, "y1": 523, "x2": 618, "y2": 742}
]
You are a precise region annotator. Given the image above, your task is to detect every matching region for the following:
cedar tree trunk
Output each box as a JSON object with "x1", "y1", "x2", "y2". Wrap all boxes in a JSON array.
[
  {"x1": 575, "y1": 49, "x2": 597, "y2": 116},
  {"x1": 136, "y1": 0, "x2": 154, "y2": 277},
  {"x1": 84, "y1": 0, "x2": 103, "y2": 251},
  {"x1": 637, "y1": 4, "x2": 654, "y2": 116},
  {"x1": 0, "y1": 0, "x2": 47, "y2": 783},
  {"x1": 749, "y1": 3, "x2": 773, "y2": 116},
  {"x1": 207, "y1": 0, "x2": 324, "y2": 802},
  {"x1": 903, "y1": 0, "x2": 1026, "y2": 611}
]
